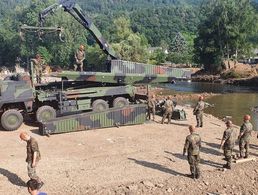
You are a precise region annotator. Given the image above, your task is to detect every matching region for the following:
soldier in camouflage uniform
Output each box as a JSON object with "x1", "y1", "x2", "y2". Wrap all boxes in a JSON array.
[
  {"x1": 74, "y1": 45, "x2": 85, "y2": 72},
  {"x1": 20, "y1": 132, "x2": 44, "y2": 189},
  {"x1": 31, "y1": 54, "x2": 44, "y2": 84},
  {"x1": 220, "y1": 120, "x2": 235, "y2": 169},
  {"x1": 193, "y1": 96, "x2": 212, "y2": 128},
  {"x1": 147, "y1": 94, "x2": 156, "y2": 121},
  {"x1": 161, "y1": 96, "x2": 174, "y2": 124},
  {"x1": 183, "y1": 125, "x2": 202, "y2": 179},
  {"x1": 238, "y1": 115, "x2": 253, "y2": 158}
]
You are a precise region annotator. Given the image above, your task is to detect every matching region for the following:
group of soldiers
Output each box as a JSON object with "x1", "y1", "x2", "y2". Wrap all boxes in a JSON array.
[
  {"x1": 32, "y1": 45, "x2": 85, "y2": 84},
  {"x1": 147, "y1": 94, "x2": 176, "y2": 124},
  {"x1": 148, "y1": 94, "x2": 256, "y2": 179}
]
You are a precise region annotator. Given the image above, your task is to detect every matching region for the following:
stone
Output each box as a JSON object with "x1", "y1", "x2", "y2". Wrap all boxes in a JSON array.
[
  {"x1": 127, "y1": 184, "x2": 138, "y2": 191},
  {"x1": 156, "y1": 183, "x2": 164, "y2": 188},
  {"x1": 142, "y1": 181, "x2": 155, "y2": 188},
  {"x1": 167, "y1": 188, "x2": 172, "y2": 193}
]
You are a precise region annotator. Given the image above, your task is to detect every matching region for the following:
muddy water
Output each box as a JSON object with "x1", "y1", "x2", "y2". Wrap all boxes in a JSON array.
[{"x1": 163, "y1": 82, "x2": 258, "y2": 129}]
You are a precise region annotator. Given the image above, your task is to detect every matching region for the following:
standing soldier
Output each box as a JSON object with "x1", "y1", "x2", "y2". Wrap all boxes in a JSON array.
[
  {"x1": 238, "y1": 115, "x2": 253, "y2": 158},
  {"x1": 193, "y1": 96, "x2": 212, "y2": 128},
  {"x1": 147, "y1": 94, "x2": 156, "y2": 121},
  {"x1": 31, "y1": 54, "x2": 44, "y2": 84},
  {"x1": 20, "y1": 132, "x2": 44, "y2": 189},
  {"x1": 161, "y1": 96, "x2": 174, "y2": 124},
  {"x1": 220, "y1": 120, "x2": 236, "y2": 169},
  {"x1": 183, "y1": 125, "x2": 201, "y2": 179},
  {"x1": 74, "y1": 44, "x2": 85, "y2": 72}
]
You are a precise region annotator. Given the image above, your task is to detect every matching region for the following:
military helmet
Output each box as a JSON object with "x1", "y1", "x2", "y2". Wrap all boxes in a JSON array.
[{"x1": 244, "y1": 114, "x2": 251, "y2": 121}]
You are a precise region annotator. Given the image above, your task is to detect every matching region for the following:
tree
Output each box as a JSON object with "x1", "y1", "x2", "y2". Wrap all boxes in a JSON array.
[
  {"x1": 194, "y1": 0, "x2": 258, "y2": 72},
  {"x1": 111, "y1": 17, "x2": 149, "y2": 63}
]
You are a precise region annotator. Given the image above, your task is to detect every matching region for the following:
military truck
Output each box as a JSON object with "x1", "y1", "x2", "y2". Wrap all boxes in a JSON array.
[{"x1": 0, "y1": 0, "x2": 190, "y2": 131}]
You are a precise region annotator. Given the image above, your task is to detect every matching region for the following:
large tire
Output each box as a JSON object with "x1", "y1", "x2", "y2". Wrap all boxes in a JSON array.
[
  {"x1": 36, "y1": 106, "x2": 56, "y2": 123},
  {"x1": 92, "y1": 99, "x2": 109, "y2": 112},
  {"x1": 1, "y1": 109, "x2": 23, "y2": 131},
  {"x1": 113, "y1": 97, "x2": 129, "y2": 108}
]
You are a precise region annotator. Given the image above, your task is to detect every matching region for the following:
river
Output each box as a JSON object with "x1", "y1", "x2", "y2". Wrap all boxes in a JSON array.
[{"x1": 162, "y1": 82, "x2": 258, "y2": 130}]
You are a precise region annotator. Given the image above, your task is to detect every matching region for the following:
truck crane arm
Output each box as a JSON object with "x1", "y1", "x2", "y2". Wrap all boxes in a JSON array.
[{"x1": 39, "y1": 0, "x2": 118, "y2": 60}]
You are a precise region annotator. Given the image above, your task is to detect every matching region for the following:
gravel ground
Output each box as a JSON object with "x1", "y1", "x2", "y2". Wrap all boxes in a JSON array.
[{"x1": 0, "y1": 106, "x2": 257, "y2": 195}]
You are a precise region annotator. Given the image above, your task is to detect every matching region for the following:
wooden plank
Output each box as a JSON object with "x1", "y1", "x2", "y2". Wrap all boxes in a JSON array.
[{"x1": 234, "y1": 157, "x2": 256, "y2": 164}]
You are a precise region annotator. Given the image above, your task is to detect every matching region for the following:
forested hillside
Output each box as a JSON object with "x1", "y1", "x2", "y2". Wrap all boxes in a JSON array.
[{"x1": 0, "y1": 0, "x2": 257, "y2": 72}]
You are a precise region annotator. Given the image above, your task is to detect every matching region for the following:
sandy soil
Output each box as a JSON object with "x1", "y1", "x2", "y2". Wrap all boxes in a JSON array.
[{"x1": 0, "y1": 106, "x2": 258, "y2": 195}]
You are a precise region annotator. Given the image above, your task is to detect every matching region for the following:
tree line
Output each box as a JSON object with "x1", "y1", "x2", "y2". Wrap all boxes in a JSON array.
[{"x1": 0, "y1": 0, "x2": 257, "y2": 73}]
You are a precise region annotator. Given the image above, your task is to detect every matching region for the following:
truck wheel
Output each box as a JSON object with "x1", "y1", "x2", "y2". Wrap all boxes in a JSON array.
[
  {"x1": 1, "y1": 109, "x2": 23, "y2": 131},
  {"x1": 36, "y1": 106, "x2": 56, "y2": 123},
  {"x1": 92, "y1": 99, "x2": 109, "y2": 112},
  {"x1": 113, "y1": 97, "x2": 129, "y2": 108}
]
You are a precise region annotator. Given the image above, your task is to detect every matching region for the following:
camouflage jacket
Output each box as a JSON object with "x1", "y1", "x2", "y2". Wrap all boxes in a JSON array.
[
  {"x1": 75, "y1": 49, "x2": 85, "y2": 61},
  {"x1": 222, "y1": 127, "x2": 235, "y2": 149},
  {"x1": 148, "y1": 98, "x2": 156, "y2": 109},
  {"x1": 26, "y1": 137, "x2": 41, "y2": 163},
  {"x1": 239, "y1": 121, "x2": 253, "y2": 141},
  {"x1": 183, "y1": 133, "x2": 201, "y2": 156},
  {"x1": 163, "y1": 100, "x2": 174, "y2": 112},
  {"x1": 193, "y1": 101, "x2": 210, "y2": 115}
]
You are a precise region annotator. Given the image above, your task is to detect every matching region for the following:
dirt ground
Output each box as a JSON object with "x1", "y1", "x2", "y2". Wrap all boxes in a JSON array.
[{"x1": 0, "y1": 106, "x2": 258, "y2": 195}]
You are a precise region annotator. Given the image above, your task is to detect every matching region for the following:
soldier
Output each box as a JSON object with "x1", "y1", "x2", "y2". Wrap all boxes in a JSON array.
[
  {"x1": 183, "y1": 125, "x2": 201, "y2": 179},
  {"x1": 74, "y1": 44, "x2": 85, "y2": 72},
  {"x1": 238, "y1": 115, "x2": 253, "y2": 158},
  {"x1": 161, "y1": 96, "x2": 174, "y2": 124},
  {"x1": 193, "y1": 96, "x2": 212, "y2": 128},
  {"x1": 220, "y1": 120, "x2": 235, "y2": 169},
  {"x1": 147, "y1": 94, "x2": 156, "y2": 121},
  {"x1": 20, "y1": 132, "x2": 44, "y2": 189},
  {"x1": 31, "y1": 54, "x2": 44, "y2": 84}
]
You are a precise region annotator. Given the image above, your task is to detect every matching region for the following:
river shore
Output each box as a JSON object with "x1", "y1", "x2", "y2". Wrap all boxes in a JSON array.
[{"x1": 1, "y1": 105, "x2": 258, "y2": 194}]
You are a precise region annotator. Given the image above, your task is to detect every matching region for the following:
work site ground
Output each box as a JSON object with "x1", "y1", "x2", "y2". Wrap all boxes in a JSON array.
[{"x1": 0, "y1": 106, "x2": 258, "y2": 195}]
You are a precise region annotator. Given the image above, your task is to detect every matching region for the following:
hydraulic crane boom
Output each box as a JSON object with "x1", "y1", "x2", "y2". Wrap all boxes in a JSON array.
[{"x1": 39, "y1": 0, "x2": 118, "y2": 60}]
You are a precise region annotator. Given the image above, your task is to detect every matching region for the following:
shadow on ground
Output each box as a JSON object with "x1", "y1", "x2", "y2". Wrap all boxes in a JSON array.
[
  {"x1": 128, "y1": 158, "x2": 186, "y2": 177},
  {"x1": 164, "y1": 151, "x2": 223, "y2": 169},
  {"x1": 0, "y1": 168, "x2": 26, "y2": 187}
]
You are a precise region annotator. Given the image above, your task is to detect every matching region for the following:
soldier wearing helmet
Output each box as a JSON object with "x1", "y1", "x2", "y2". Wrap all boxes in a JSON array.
[
  {"x1": 193, "y1": 96, "x2": 213, "y2": 128},
  {"x1": 238, "y1": 114, "x2": 253, "y2": 158},
  {"x1": 161, "y1": 96, "x2": 174, "y2": 124},
  {"x1": 147, "y1": 94, "x2": 156, "y2": 121},
  {"x1": 220, "y1": 120, "x2": 236, "y2": 169},
  {"x1": 183, "y1": 125, "x2": 202, "y2": 179},
  {"x1": 31, "y1": 54, "x2": 44, "y2": 84},
  {"x1": 74, "y1": 44, "x2": 85, "y2": 72},
  {"x1": 20, "y1": 132, "x2": 44, "y2": 189}
]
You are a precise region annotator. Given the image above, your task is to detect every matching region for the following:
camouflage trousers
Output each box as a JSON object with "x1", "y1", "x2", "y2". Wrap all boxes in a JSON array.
[
  {"x1": 161, "y1": 110, "x2": 172, "y2": 124},
  {"x1": 239, "y1": 138, "x2": 250, "y2": 158},
  {"x1": 147, "y1": 107, "x2": 155, "y2": 120},
  {"x1": 27, "y1": 162, "x2": 40, "y2": 182},
  {"x1": 187, "y1": 154, "x2": 200, "y2": 178},
  {"x1": 196, "y1": 112, "x2": 203, "y2": 127},
  {"x1": 223, "y1": 148, "x2": 233, "y2": 167},
  {"x1": 74, "y1": 61, "x2": 84, "y2": 72}
]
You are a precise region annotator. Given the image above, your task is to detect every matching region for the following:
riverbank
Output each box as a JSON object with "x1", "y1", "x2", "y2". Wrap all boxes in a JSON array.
[{"x1": 1, "y1": 105, "x2": 258, "y2": 194}]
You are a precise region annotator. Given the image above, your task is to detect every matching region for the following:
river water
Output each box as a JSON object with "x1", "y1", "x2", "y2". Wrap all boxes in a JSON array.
[{"x1": 163, "y1": 82, "x2": 258, "y2": 130}]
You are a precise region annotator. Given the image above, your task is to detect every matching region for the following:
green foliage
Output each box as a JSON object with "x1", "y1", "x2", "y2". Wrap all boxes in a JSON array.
[
  {"x1": 194, "y1": 0, "x2": 258, "y2": 72},
  {"x1": 36, "y1": 46, "x2": 52, "y2": 64},
  {"x1": 221, "y1": 71, "x2": 245, "y2": 79}
]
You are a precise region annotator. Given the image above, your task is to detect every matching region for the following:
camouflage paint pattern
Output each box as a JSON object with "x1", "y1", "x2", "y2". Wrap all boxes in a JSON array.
[
  {"x1": 111, "y1": 60, "x2": 191, "y2": 78},
  {"x1": 39, "y1": 104, "x2": 146, "y2": 135},
  {"x1": 0, "y1": 79, "x2": 34, "y2": 111}
]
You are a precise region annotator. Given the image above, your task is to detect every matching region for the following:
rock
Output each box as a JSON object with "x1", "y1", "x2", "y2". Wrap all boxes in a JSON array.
[
  {"x1": 127, "y1": 184, "x2": 138, "y2": 191},
  {"x1": 167, "y1": 188, "x2": 172, "y2": 193},
  {"x1": 156, "y1": 183, "x2": 164, "y2": 188},
  {"x1": 203, "y1": 181, "x2": 209, "y2": 186},
  {"x1": 254, "y1": 169, "x2": 258, "y2": 173},
  {"x1": 142, "y1": 181, "x2": 155, "y2": 188}
]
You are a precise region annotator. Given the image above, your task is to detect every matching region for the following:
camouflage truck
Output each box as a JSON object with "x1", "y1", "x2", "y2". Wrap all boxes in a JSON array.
[{"x1": 0, "y1": 0, "x2": 190, "y2": 131}]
